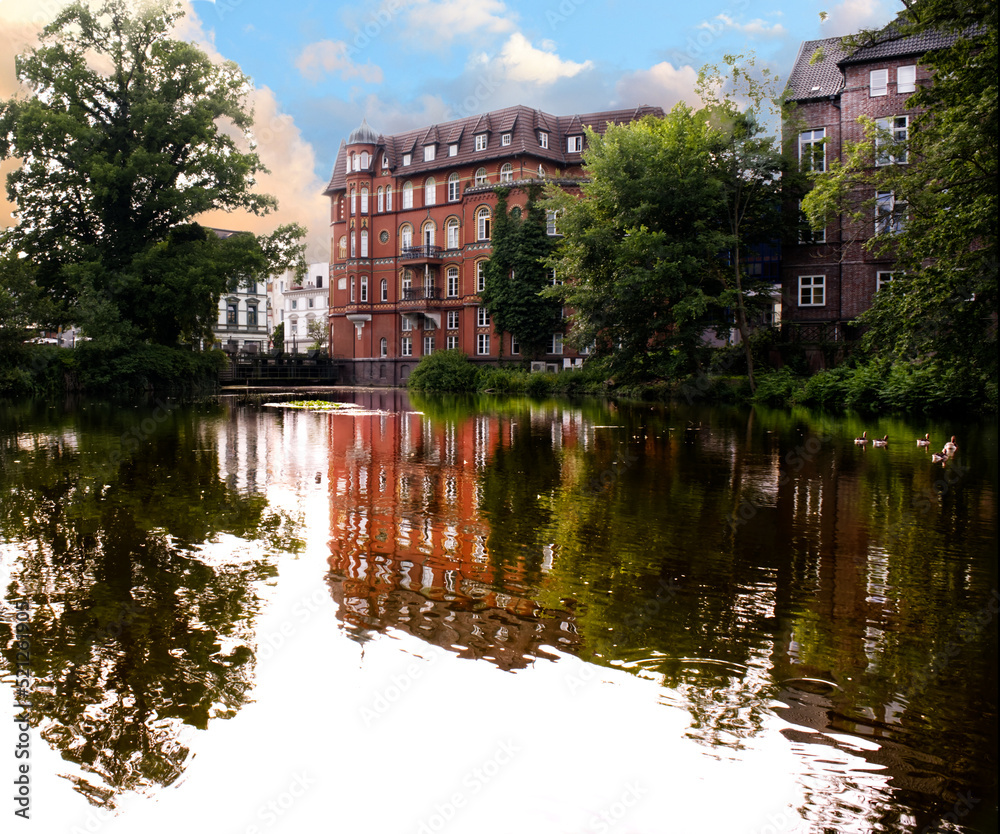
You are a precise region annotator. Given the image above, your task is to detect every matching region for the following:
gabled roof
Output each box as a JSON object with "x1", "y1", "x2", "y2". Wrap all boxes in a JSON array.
[
  {"x1": 785, "y1": 37, "x2": 850, "y2": 101},
  {"x1": 840, "y1": 23, "x2": 965, "y2": 64}
]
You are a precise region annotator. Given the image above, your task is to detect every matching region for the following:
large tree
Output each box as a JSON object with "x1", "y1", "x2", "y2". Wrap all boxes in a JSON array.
[
  {"x1": 803, "y1": 1, "x2": 997, "y2": 379},
  {"x1": 0, "y1": 0, "x2": 303, "y2": 347}
]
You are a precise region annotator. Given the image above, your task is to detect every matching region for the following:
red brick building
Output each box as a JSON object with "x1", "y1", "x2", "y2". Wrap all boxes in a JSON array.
[
  {"x1": 324, "y1": 105, "x2": 663, "y2": 385},
  {"x1": 781, "y1": 26, "x2": 960, "y2": 366}
]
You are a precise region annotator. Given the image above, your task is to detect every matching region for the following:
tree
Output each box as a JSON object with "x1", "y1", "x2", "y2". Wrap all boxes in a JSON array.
[
  {"x1": 271, "y1": 322, "x2": 284, "y2": 353},
  {"x1": 0, "y1": 0, "x2": 304, "y2": 348},
  {"x1": 306, "y1": 318, "x2": 326, "y2": 351},
  {"x1": 803, "y1": 2, "x2": 997, "y2": 381},
  {"x1": 480, "y1": 186, "x2": 561, "y2": 360}
]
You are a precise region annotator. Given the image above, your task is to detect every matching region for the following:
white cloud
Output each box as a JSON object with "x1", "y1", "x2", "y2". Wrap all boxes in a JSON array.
[
  {"x1": 821, "y1": 0, "x2": 898, "y2": 36},
  {"x1": 498, "y1": 33, "x2": 591, "y2": 84},
  {"x1": 400, "y1": 0, "x2": 515, "y2": 42},
  {"x1": 615, "y1": 62, "x2": 701, "y2": 111},
  {"x1": 295, "y1": 40, "x2": 383, "y2": 84},
  {"x1": 711, "y1": 13, "x2": 786, "y2": 38}
]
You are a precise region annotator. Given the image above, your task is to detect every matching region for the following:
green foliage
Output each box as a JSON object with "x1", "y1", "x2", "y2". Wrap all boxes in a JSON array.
[
  {"x1": 407, "y1": 350, "x2": 481, "y2": 391},
  {"x1": 751, "y1": 368, "x2": 803, "y2": 406},
  {"x1": 271, "y1": 322, "x2": 284, "y2": 353},
  {"x1": 306, "y1": 319, "x2": 326, "y2": 351}
]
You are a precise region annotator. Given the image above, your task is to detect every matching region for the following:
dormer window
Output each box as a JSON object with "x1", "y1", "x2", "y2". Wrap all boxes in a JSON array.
[
  {"x1": 538, "y1": 132, "x2": 548, "y2": 149},
  {"x1": 449, "y1": 144, "x2": 458, "y2": 157},
  {"x1": 475, "y1": 134, "x2": 488, "y2": 151},
  {"x1": 567, "y1": 135, "x2": 583, "y2": 153},
  {"x1": 403, "y1": 152, "x2": 412, "y2": 166},
  {"x1": 424, "y1": 145, "x2": 435, "y2": 162},
  {"x1": 501, "y1": 133, "x2": 511, "y2": 146},
  {"x1": 382, "y1": 155, "x2": 389, "y2": 169}
]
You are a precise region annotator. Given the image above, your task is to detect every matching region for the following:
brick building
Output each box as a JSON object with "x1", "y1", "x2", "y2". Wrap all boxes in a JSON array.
[
  {"x1": 324, "y1": 105, "x2": 663, "y2": 385},
  {"x1": 781, "y1": 26, "x2": 960, "y2": 366}
]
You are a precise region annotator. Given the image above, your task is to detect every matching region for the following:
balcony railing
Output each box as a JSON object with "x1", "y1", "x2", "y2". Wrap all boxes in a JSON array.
[
  {"x1": 402, "y1": 285, "x2": 441, "y2": 301},
  {"x1": 401, "y1": 245, "x2": 443, "y2": 260}
]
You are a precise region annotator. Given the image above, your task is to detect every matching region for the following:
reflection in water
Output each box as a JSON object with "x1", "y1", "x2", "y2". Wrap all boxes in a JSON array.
[{"x1": 0, "y1": 400, "x2": 299, "y2": 807}]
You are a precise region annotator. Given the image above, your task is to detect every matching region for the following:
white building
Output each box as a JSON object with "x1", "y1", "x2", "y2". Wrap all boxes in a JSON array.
[
  {"x1": 209, "y1": 228, "x2": 269, "y2": 353},
  {"x1": 271, "y1": 262, "x2": 330, "y2": 354}
]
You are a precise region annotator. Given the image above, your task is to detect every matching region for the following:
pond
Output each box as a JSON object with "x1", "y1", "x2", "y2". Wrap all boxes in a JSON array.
[{"x1": 1, "y1": 391, "x2": 996, "y2": 833}]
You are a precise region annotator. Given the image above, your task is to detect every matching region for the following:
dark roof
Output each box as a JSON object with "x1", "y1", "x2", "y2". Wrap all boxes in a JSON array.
[
  {"x1": 840, "y1": 23, "x2": 964, "y2": 65},
  {"x1": 785, "y1": 37, "x2": 850, "y2": 101},
  {"x1": 324, "y1": 104, "x2": 664, "y2": 195}
]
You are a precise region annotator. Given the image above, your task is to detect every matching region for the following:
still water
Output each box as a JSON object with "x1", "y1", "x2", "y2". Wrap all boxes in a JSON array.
[{"x1": 0, "y1": 390, "x2": 996, "y2": 833}]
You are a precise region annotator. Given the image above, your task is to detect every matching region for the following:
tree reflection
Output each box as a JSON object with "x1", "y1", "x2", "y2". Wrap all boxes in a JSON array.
[{"x1": 0, "y1": 401, "x2": 296, "y2": 806}]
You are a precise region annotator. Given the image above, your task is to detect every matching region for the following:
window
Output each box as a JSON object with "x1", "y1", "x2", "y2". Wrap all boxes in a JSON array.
[
  {"x1": 316, "y1": 275, "x2": 323, "y2": 289},
  {"x1": 549, "y1": 268, "x2": 561, "y2": 286},
  {"x1": 477, "y1": 306, "x2": 490, "y2": 327},
  {"x1": 510, "y1": 336, "x2": 519, "y2": 355},
  {"x1": 360, "y1": 276, "x2": 368, "y2": 301},
  {"x1": 449, "y1": 143, "x2": 458, "y2": 157},
  {"x1": 538, "y1": 131, "x2": 548, "y2": 149},
  {"x1": 352, "y1": 153, "x2": 359, "y2": 172},
  {"x1": 798, "y1": 275, "x2": 825, "y2": 306},
  {"x1": 897, "y1": 65, "x2": 916, "y2": 94},
  {"x1": 876, "y1": 271, "x2": 896, "y2": 291},
  {"x1": 421, "y1": 221, "x2": 435, "y2": 248},
  {"x1": 401, "y1": 313, "x2": 412, "y2": 331},
  {"x1": 349, "y1": 278, "x2": 354, "y2": 303},
  {"x1": 474, "y1": 167, "x2": 487, "y2": 186},
  {"x1": 350, "y1": 187, "x2": 356, "y2": 215},
  {"x1": 403, "y1": 153, "x2": 412, "y2": 166},
  {"x1": 382, "y1": 154, "x2": 389, "y2": 169},
  {"x1": 870, "y1": 69, "x2": 888, "y2": 97},
  {"x1": 226, "y1": 302, "x2": 237, "y2": 325},
  {"x1": 546, "y1": 210, "x2": 560, "y2": 235},
  {"x1": 402, "y1": 270, "x2": 412, "y2": 294},
  {"x1": 550, "y1": 332, "x2": 563, "y2": 355},
  {"x1": 380, "y1": 337, "x2": 388, "y2": 357},
  {"x1": 567, "y1": 135, "x2": 583, "y2": 152},
  {"x1": 876, "y1": 116, "x2": 908, "y2": 165},
  {"x1": 400, "y1": 225, "x2": 413, "y2": 250},
  {"x1": 386, "y1": 186, "x2": 392, "y2": 211},
  {"x1": 350, "y1": 234, "x2": 356, "y2": 258},
  {"x1": 501, "y1": 133, "x2": 511, "y2": 146},
  {"x1": 380, "y1": 278, "x2": 388, "y2": 301},
  {"x1": 876, "y1": 191, "x2": 907, "y2": 235},
  {"x1": 799, "y1": 129, "x2": 825, "y2": 172},
  {"x1": 477, "y1": 333, "x2": 490, "y2": 355},
  {"x1": 424, "y1": 145, "x2": 435, "y2": 162},
  {"x1": 424, "y1": 177, "x2": 436, "y2": 205},
  {"x1": 476, "y1": 260, "x2": 486, "y2": 292},
  {"x1": 423, "y1": 335, "x2": 435, "y2": 355},
  {"x1": 402, "y1": 181, "x2": 413, "y2": 209},
  {"x1": 360, "y1": 186, "x2": 369, "y2": 213},
  {"x1": 308, "y1": 298, "x2": 314, "y2": 308},
  {"x1": 448, "y1": 173, "x2": 460, "y2": 202},
  {"x1": 538, "y1": 164, "x2": 546, "y2": 178},
  {"x1": 447, "y1": 310, "x2": 459, "y2": 329},
  {"x1": 446, "y1": 335, "x2": 458, "y2": 350},
  {"x1": 798, "y1": 201, "x2": 825, "y2": 244},
  {"x1": 401, "y1": 336, "x2": 412, "y2": 356},
  {"x1": 500, "y1": 163, "x2": 513, "y2": 183},
  {"x1": 476, "y1": 207, "x2": 491, "y2": 241},
  {"x1": 360, "y1": 151, "x2": 369, "y2": 168},
  {"x1": 377, "y1": 186, "x2": 384, "y2": 213},
  {"x1": 475, "y1": 134, "x2": 488, "y2": 151},
  {"x1": 447, "y1": 267, "x2": 459, "y2": 298},
  {"x1": 446, "y1": 217, "x2": 459, "y2": 249},
  {"x1": 360, "y1": 230, "x2": 368, "y2": 257}
]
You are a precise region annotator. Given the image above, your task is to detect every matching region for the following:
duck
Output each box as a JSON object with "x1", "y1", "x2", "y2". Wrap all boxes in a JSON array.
[
  {"x1": 854, "y1": 431, "x2": 868, "y2": 445},
  {"x1": 916, "y1": 433, "x2": 931, "y2": 447},
  {"x1": 931, "y1": 451, "x2": 949, "y2": 464},
  {"x1": 872, "y1": 435, "x2": 889, "y2": 447},
  {"x1": 942, "y1": 436, "x2": 958, "y2": 456}
]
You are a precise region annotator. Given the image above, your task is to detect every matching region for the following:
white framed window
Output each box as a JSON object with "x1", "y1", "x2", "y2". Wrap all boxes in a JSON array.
[
  {"x1": 446, "y1": 335, "x2": 458, "y2": 350},
  {"x1": 870, "y1": 69, "x2": 888, "y2": 97},
  {"x1": 402, "y1": 181, "x2": 413, "y2": 209},
  {"x1": 446, "y1": 267, "x2": 459, "y2": 298},
  {"x1": 537, "y1": 164, "x2": 546, "y2": 178},
  {"x1": 424, "y1": 177, "x2": 436, "y2": 205},
  {"x1": 308, "y1": 297, "x2": 314, "y2": 308},
  {"x1": 477, "y1": 306, "x2": 490, "y2": 327},
  {"x1": 446, "y1": 217, "x2": 459, "y2": 250},
  {"x1": 875, "y1": 191, "x2": 907, "y2": 235},
  {"x1": 798, "y1": 201, "x2": 826, "y2": 244},
  {"x1": 476, "y1": 207, "x2": 491, "y2": 241},
  {"x1": 550, "y1": 332, "x2": 563, "y2": 355},
  {"x1": 876, "y1": 116, "x2": 908, "y2": 165},
  {"x1": 546, "y1": 210, "x2": 560, "y2": 235},
  {"x1": 349, "y1": 278, "x2": 355, "y2": 303},
  {"x1": 798, "y1": 275, "x2": 825, "y2": 306},
  {"x1": 477, "y1": 333, "x2": 490, "y2": 355},
  {"x1": 475, "y1": 133, "x2": 488, "y2": 151},
  {"x1": 510, "y1": 336, "x2": 520, "y2": 355},
  {"x1": 352, "y1": 153, "x2": 359, "y2": 172},
  {"x1": 402, "y1": 152, "x2": 412, "y2": 166},
  {"x1": 380, "y1": 337, "x2": 388, "y2": 357},
  {"x1": 448, "y1": 173, "x2": 460, "y2": 202},
  {"x1": 876, "y1": 271, "x2": 896, "y2": 291},
  {"x1": 360, "y1": 186, "x2": 368, "y2": 214},
  {"x1": 501, "y1": 133, "x2": 511, "y2": 146},
  {"x1": 350, "y1": 234, "x2": 356, "y2": 258},
  {"x1": 377, "y1": 187, "x2": 384, "y2": 213},
  {"x1": 360, "y1": 230, "x2": 368, "y2": 257},
  {"x1": 350, "y1": 187, "x2": 356, "y2": 215},
  {"x1": 549, "y1": 268, "x2": 561, "y2": 286},
  {"x1": 474, "y1": 167, "x2": 487, "y2": 186},
  {"x1": 476, "y1": 260, "x2": 487, "y2": 292},
  {"x1": 360, "y1": 275, "x2": 368, "y2": 301},
  {"x1": 400, "y1": 224, "x2": 413, "y2": 250},
  {"x1": 401, "y1": 270, "x2": 412, "y2": 294},
  {"x1": 401, "y1": 313, "x2": 412, "y2": 331},
  {"x1": 382, "y1": 154, "x2": 389, "y2": 169},
  {"x1": 538, "y1": 131, "x2": 548, "y2": 149},
  {"x1": 386, "y1": 185, "x2": 392, "y2": 211},
  {"x1": 421, "y1": 221, "x2": 435, "y2": 248},
  {"x1": 360, "y1": 151, "x2": 369, "y2": 168},
  {"x1": 449, "y1": 143, "x2": 458, "y2": 157},
  {"x1": 897, "y1": 65, "x2": 916, "y2": 94},
  {"x1": 424, "y1": 145, "x2": 435, "y2": 162},
  {"x1": 567, "y1": 135, "x2": 583, "y2": 152},
  {"x1": 423, "y1": 335, "x2": 435, "y2": 355},
  {"x1": 381, "y1": 278, "x2": 388, "y2": 302},
  {"x1": 401, "y1": 336, "x2": 412, "y2": 356},
  {"x1": 499, "y1": 163, "x2": 513, "y2": 183},
  {"x1": 799, "y1": 128, "x2": 825, "y2": 173},
  {"x1": 447, "y1": 310, "x2": 459, "y2": 329}
]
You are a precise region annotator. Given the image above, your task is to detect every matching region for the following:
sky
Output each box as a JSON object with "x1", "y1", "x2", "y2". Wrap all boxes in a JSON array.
[{"x1": 0, "y1": 0, "x2": 902, "y2": 263}]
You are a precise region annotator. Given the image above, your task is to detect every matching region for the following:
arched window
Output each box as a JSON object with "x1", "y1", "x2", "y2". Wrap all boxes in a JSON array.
[
  {"x1": 402, "y1": 181, "x2": 413, "y2": 209},
  {"x1": 474, "y1": 167, "x2": 487, "y2": 186},
  {"x1": 353, "y1": 153, "x2": 360, "y2": 172},
  {"x1": 476, "y1": 206, "x2": 491, "y2": 241},
  {"x1": 446, "y1": 266, "x2": 459, "y2": 298},
  {"x1": 476, "y1": 260, "x2": 487, "y2": 292},
  {"x1": 360, "y1": 275, "x2": 368, "y2": 301},
  {"x1": 380, "y1": 337, "x2": 388, "y2": 357},
  {"x1": 386, "y1": 185, "x2": 392, "y2": 211},
  {"x1": 338, "y1": 236, "x2": 347, "y2": 259},
  {"x1": 424, "y1": 177, "x2": 436, "y2": 206},
  {"x1": 448, "y1": 173, "x2": 460, "y2": 202},
  {"x1": 382, "y1": 154, "x2": 389, "y2": 169},
  {"x1": 360, "y1": 230, "x2": 369, "y2": 257},
  {"x1": 446, "y1": 217, "x2": 459, "y2": 250},
  {"x1": 402, "y1": 269, "x2": 413, "y2": 294},
  {"x1": 421, "y1": 221, "x2": 435, "y2": 248},
  {"x1": 350, "y1": 187, "x2": 356, "y2": 215},
  {"x1": 400, "y1": 224, "x2": 413, "y2": 250},
  {"x1": 499, "y1": 163, "x2": 513, "y2": 183},
  {"x1": 350, "y1": 234, "x2": 356, "y2": 258},
  {"x1": 360, "y1": 151, "x2": 369, "y2": 168},
  {"x1": 360, "y1": 186, "x2": 368, "y2": 214},
  {"x1": 538, "y1": 164, "x2": 546, "y2": 178},
  {"x1": 377, "y1": 187, "x2": 384, "y2": 213},
  {"x1": 380, "y1": 278, "x2": 388, "y2": 302}
]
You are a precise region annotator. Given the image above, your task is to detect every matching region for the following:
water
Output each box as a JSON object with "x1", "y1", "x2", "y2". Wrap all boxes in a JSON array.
[{"x1": 1, "y1": 392, "x2": 996, "y2": 833}]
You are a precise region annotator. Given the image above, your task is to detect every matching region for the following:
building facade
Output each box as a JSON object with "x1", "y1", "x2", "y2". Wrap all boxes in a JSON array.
[
  {"x1": 210, "y1": 228, "x2": 268, "y2": 353},
  {"x1": 781, "y1": 26, "x2": 959, "y2": 365},
  {"x1": 269, "y1": 262, "x2": 330, "y2": 353},
  {"x1": 324, "y1": 105, "x2": 663, "y2": 385}
]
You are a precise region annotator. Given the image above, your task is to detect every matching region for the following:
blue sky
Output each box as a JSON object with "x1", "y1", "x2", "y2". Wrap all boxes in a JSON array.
[{"x1": 1, "y1": 0, "x2": 902, "y2": 259}]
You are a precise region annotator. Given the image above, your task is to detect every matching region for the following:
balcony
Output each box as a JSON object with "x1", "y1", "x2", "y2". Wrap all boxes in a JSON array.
[
  {"x1": 402, "y1": 285, "x2": 441, "y2": 302},
  {"x1": 401, "y1": 245, "x2": 443, "y2": 263}
]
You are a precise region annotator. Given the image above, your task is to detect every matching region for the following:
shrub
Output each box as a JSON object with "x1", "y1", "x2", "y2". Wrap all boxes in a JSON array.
[
  {"x1": 751, "y1": 367, "x2": 803, "y2": 406},
  {"x1": 407, "y1": 350, "x2": 480, "y2": 391}
]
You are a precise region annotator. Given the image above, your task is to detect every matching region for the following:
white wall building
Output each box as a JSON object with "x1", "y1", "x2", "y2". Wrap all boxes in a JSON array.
[
  {"x1": 272, "y1": 262, "x2": 330, "y2": 354},
  {"x1": 209, "y1": 228, "x2": 269, "y2": 353}
]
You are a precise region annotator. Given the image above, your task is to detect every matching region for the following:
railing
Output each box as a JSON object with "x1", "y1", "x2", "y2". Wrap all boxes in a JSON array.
[
  {"x1": 781, "y1": 321, "x2": 850, "y2": 343},
  {"x1": 402, "y1": 286, "x2": 441, "y2": 301},
  {"x1": 401, "y1": 245, "x2": 443, "y2": 260}
]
